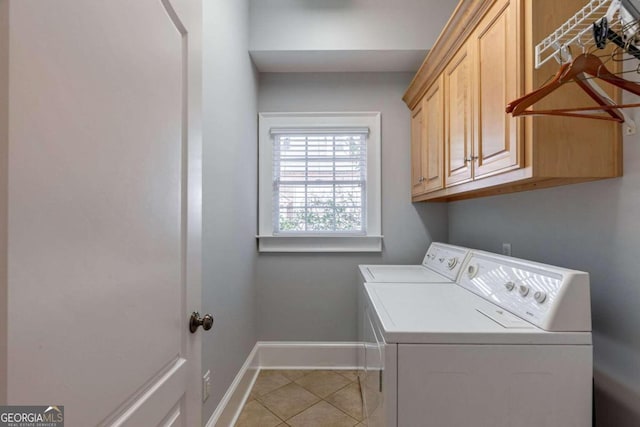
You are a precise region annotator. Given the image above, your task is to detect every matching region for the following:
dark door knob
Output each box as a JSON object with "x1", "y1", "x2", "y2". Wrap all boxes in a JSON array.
[{"x1": 189, "y1": 311, "x2": 214, "y2": 333}]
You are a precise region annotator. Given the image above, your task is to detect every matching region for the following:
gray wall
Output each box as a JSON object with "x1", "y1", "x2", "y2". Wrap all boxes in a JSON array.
[
  {"x1": 448, "y1": 107, "x2": 640, "y2": 426},
  {"x1": 202, "y1": 0, "x2": 259, "y2": 421},
  {"x1": 256, "y1": 72, "x2": 448, "y2": 341}
]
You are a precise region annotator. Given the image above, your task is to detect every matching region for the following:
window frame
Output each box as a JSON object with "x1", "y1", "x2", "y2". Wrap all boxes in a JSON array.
[{"x1": 258, "y1": 112, "x2": 382, "y2": 253}]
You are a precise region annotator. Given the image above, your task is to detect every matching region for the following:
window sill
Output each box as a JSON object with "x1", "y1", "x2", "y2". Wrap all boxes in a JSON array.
[{"x1": 256, "y1": 235, "x2": 383, "y2": 253}]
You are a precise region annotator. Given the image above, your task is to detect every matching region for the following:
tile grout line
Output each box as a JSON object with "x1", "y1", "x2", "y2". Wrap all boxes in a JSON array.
[
  {"x1": 257, "y1": 399, "x2": 288, "y2": 426},
  {"x1": 321, "y1": 398, "x2": 361, "y2": 424},
  {"x1": 257, "y1": 371, "x2": 324, "y2": 423},
  {"x1": 323, "y1": 377, "x2": 363, "y2": 423},
  {"x1": 324, "y1": 381, "x2": 363, "y2": 423},
  {"x1": 253, "y1": 369, "x2": 316, "y2": 402},
  {"x1": 255, "y1": 370, "x2": 308, "y2": 401},
  {"x1": 245, "y1": 371, "x2": 295, "y2": 426},
  {"x1": 291, "y1": 375, "x2": 361, "y2": 424},
  {"x1": 281, "y1": 401, "x2": 321, "y2": 423},
  {"x1": 282, "y1": 381, "x2": 331, "y2": 421},
  {"x1": 283, "y1": 398, "x2": 359, "y2": 426},
  {"x1": 241, "y1": 369, "x2": 363, "y2": 426}
]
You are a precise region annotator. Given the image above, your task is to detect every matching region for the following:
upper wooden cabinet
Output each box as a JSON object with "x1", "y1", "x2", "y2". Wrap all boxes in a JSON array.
[
  {"x1": 410, "y1": 103, "x2": 425, "y2": 196},
  {"x1": 444, "y1": 43, "x2": 473, "y2": 187},
  {"x1": 472, "y1": 0, "x2": 520, "y2": 179},
  {"x1": 422, "y1": 76, "x2": 445, "y2": 193},
  {"x1": 404, "y1": 0, "x2": 622, "y2": 202},
  {"x1": 412, "y1": 77, "x2": 445, "y2": 196}
]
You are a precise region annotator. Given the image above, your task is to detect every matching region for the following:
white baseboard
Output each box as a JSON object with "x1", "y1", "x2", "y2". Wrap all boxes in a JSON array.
[
  {"x1": 205, "y1": 344, "x2": 260, "y2": 427},
  {"x1": 258, "y1": 341, "x2": 361, "y2": 370},
  {"x1": 205, "y1": 341, "x2": 362, "y2": 427}
]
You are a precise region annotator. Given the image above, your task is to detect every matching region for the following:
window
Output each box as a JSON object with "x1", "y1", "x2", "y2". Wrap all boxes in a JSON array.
[
  {"x1": 258, "y1": 112, "x2": 382, "y2": 252},
  {"x1": 273, "y1": 131, "x2": 366, "y2": 234}
]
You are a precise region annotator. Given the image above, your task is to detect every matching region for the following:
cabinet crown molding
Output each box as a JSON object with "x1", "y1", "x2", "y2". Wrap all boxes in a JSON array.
[{"x1": 403, "y1": 0, "x2": 494, "y2": 110}]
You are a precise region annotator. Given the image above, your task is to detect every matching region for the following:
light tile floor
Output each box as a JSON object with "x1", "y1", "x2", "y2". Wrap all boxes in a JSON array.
[{"x1": 235, "y1": 370, "x2": 364, "y2": 427}]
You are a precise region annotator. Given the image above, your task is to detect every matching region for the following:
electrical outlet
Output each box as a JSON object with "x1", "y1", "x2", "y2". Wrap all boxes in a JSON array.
[
  {"x1": 202, "y1": 370, "x2": 211, "y2": 402},
  {"x1": 502, "y1": 243, "x2": 512, "y2": 256}
]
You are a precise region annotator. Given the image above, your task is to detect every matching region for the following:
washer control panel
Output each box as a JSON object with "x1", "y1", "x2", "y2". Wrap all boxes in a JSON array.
[
  {"x1": 458, "y1": 251, "x2": 591, "y2": 331},
  {"x1": 422, "y1": 243, "x2": 471, "y2": 281}
]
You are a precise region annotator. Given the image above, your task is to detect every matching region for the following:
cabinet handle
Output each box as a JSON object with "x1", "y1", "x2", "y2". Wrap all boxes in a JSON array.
[{"x1": 418, "y1": 176, "x2": 425, "y2": 183}]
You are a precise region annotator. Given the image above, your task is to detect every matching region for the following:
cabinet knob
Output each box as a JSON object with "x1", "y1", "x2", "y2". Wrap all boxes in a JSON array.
[{"x1": 418, "y1": 176, "x2": 425, "y2": 183}]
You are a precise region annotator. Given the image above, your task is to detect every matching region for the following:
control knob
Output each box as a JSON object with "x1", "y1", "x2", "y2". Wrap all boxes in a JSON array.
[
  {"x1": 467, "y1": 264, "x2": 479, "y2": 278},
  {"x1": 504, "y1": 281, "x2": 516, "y2": 291},
  {"x1": 447, "y1": 257, "x2": 458, "y2": 270},
  {"x1": 519, "y1": 285, "x2": 530, "y2": 297},
  {"x1": 534, "y1": 291, "x2": 547, "y2": 304}
]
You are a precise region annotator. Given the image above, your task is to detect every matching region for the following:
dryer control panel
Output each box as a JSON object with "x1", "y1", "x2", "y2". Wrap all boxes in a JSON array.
[
  {"x1": 422, "y1": 243, "x2": 470, "y2": 281},
  {"x1": 458, "y1": 251, "x2": 591, "y2": 332}
]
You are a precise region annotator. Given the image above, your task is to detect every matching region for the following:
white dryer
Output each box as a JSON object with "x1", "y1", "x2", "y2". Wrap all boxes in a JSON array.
[
  {"x1": 359, "y1": 242, "x2": 470, "y2": 284},
  {"x1": 360, "y1": 250, "x2": 593, "y2": 427}
]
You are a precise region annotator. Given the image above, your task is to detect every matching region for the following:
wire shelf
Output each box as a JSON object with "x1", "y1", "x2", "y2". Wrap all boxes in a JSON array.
[
  {"x1": 531, "y1": 0, "x2": 639, "y2": 133},
  {"x1": 535, "y1": 0, "x2": 613, "y2": 69}
]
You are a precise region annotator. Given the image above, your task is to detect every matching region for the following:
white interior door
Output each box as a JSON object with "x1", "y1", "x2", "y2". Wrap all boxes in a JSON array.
[{"x1": 1, "y1": 0, "x2": 203, "y2": 426}]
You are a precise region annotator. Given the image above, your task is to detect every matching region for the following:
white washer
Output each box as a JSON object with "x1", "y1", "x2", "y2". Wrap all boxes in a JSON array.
[
  {"x1": 359, "y1": 250, "x2": 593, "y2": 427},
  {"x1": 357, "y1": 243, "x2": 471, "y2": 381},
  {"x1": 359, "y1": 242, "x2": 470, "y2": 283}
]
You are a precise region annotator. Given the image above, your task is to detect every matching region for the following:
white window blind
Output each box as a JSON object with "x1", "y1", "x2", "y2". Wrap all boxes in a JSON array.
[
  {"x1": 258, "y1": 112, "x2": 381, "y2": 252},
  {"x1": 272, "y1": 131, "x2": 368, "y2": 234}
]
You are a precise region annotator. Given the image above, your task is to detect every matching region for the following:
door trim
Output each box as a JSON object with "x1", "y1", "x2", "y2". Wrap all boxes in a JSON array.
[{"x1": 168, "y1": 1, "x2": 203, "y2": 426}]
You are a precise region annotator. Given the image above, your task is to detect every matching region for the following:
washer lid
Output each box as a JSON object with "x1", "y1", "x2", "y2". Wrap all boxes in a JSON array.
[
  {"x1": 365, "y1": 282, "x2": 592, "y2": 345},
  {"x1": 359, "y1": 265, "x2": 451, "y2": 283}
]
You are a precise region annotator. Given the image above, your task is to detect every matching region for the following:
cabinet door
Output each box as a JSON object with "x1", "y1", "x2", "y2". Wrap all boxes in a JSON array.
[
  {"x1": 472, "y1": 0, "x2": 521, "y2": 179},
  {"x1": 422, "y1": 76, "x2": 445, "y2": 193},
  {"x1": 410, "y1": 104, "x2": 425, "y2": 196},
  {"x1": 444, "y1": 43, "x2": 474, "y2": 186}
]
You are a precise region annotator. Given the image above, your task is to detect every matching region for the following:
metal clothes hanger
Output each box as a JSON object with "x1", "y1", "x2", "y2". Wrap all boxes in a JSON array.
[{"x1": 593, "y1": 17, "x2": 640, "y2": 59}]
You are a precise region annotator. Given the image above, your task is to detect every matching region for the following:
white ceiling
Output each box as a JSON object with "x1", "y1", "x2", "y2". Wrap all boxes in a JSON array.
[{"x1": 248, "y1": 0, "x2": 455, "y2": 72}]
